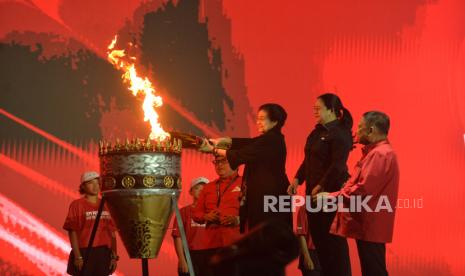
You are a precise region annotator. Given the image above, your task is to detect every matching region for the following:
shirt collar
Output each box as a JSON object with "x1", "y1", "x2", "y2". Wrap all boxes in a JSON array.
[
  {"x1": 361, "y1": 139, "x2": 390, "y2": 156},
  {"x1": 262, "y1": 125, "x2": 282, "y2": 136},
  {"x1": 217, "y1": 172, "x2": 239, "y2": 183},
  {"x1": 316, "y1": 119, "x2": 340, "y2": 130}
]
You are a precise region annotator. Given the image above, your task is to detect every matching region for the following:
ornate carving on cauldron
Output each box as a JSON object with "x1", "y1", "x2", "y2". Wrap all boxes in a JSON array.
[{"x1": 99, "y1": 137, "x2": 183, "y2": 258}]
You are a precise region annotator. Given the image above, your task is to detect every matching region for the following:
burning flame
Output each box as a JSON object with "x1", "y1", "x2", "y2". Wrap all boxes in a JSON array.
[{"x1": 107, "y1": 36, "x2": 170, "y2": 141}]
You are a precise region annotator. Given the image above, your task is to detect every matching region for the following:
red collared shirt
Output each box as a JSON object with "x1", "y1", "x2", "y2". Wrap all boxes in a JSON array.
[
  {"x1": 330, "y1": 140, "x2": 400, "y2": 243},
  {"x1": 192, "y1": 174, "x2": 242, "y2": 249}
]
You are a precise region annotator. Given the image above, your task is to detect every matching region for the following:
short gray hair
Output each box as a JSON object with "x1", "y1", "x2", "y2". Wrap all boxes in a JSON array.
[{"x1": 363, "y1": 111, "x2": 390, "y2": 135}]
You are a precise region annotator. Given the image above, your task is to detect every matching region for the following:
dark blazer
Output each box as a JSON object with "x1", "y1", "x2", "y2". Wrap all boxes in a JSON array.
[
  {"x1": 295, "y1": 120, "x2": 353, "y2": 194},
  {"x1": 226, "y1": 127, "x2": 292, "y2": 232}
]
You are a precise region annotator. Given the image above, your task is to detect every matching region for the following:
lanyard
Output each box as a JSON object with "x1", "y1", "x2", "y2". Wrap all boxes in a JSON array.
[{"x1": 216, "y1": 175, "x2": 238, "y2": 208}]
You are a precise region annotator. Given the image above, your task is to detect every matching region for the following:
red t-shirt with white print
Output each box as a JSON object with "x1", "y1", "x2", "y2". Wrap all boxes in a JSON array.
[
  {"x1": 172, "y1": 204, "x2": 211, "y2": 250},
  {"x1": 63, "y1": 197, "x2": 116, "y2": 248}
]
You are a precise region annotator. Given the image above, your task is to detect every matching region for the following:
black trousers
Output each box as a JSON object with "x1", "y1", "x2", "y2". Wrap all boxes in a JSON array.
[
  {"x1": 307, "y1": 211, "x2": 351, "y2": 276},
  {"x1": 182, "y1": 247, "x2": 287, "y2": 276},
  {"x1": 67, "y1": 246, "x2": 112, "y2": 276},
  {"x1": 301, "y1": 268, "x2": 322, "y2": 276},
  {"x1": 178, "y1": 248, "x2": 220, "y2": 276},
  {"x1": 356, "y1": 240, "x2": 388, "y2": 276}
]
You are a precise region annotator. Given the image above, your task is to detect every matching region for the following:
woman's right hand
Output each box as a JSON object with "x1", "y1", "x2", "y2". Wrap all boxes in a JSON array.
[
  {"x1": 73, "y1": 256, "x2": 83, "y2": 271},
  {"x1": 178, "y1": 259, "x2": 189, "y2": 273},
  {"x1": 302, "y1": 253, "x2": 315, "y2": 270},
  {"x1": 287, "y1": 179, "x2": 299, "y2": 195},
  {"x1": 311, "y1": 185, "x2": 322, "y2": 197}
]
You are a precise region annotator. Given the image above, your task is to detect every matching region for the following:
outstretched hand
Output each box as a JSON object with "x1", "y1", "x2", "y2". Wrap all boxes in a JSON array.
[
  {"x1": 209, "y1": 137, "x2": 232, "y2": 149},
  {"x1": 198, "y1": 138, "x2": 214, "y2": 153}
]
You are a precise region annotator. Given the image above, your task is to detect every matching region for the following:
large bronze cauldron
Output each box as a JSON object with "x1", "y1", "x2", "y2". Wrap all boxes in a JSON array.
[{"x1": 98, "y1": 138, "x2": 183, "y2": 258}]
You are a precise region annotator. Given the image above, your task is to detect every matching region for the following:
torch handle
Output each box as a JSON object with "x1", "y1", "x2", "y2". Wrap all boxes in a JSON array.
[{"x1": 169, "y1": 131, "x2": 205, "y2": 149}]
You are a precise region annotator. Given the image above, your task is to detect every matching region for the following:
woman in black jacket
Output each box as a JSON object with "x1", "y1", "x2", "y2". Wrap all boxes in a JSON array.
[
  {"x1": 288, "y1": 93, "x2": 353, "y2": 276},
  {"x1": 204, "y1": 103, "x2": 292, "y2": 233}
]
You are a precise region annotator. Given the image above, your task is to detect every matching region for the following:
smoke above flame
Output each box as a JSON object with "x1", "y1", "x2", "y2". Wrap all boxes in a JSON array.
[{"x1": 107, "y1": 35, "x2": 170, "y2": 141}]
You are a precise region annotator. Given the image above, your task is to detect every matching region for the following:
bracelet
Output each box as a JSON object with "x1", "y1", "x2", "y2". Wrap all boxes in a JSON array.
[
  {"x1": 111, "y1": 255, "x2": 120, "y2": 261},
  {"x1": 76, "y1": 256, "x2": 83, "y2": 260}
]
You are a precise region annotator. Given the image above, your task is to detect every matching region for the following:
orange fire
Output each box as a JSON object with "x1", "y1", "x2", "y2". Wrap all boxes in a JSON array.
[{"x1": 107, "y1": 36, "x2": 170, "y2": 141}]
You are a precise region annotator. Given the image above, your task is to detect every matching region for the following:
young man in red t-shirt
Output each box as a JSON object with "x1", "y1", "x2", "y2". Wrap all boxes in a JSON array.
[
  {"x1": 63, "y1": 171, "x2": 118, "y2": 276},
  {"x1": 296, "y1": 206, "x2": 321, "y2": 276},
  {"x1": 172, "y1": 176, "x2": 210, "y2": 276}
]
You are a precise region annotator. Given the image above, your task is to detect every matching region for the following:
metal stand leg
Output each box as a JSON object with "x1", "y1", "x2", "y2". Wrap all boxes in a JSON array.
[
  {"x1": 85, "y1": 195, "x2": 188, "y2": 276},
  {"x1": 172, "y1": 196, "x2": 195, "y2": 276},
  {"x1": 81, "y1": 196, "x2": 106, "y2": 275},
  {"x1": 142, "y1": 258, "x2": 149, "y2": 276}
]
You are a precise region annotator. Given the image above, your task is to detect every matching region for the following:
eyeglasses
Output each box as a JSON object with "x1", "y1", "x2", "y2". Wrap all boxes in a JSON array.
[{"x1": 212, "y1": 160, "x2": 228, "y2": 165}]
